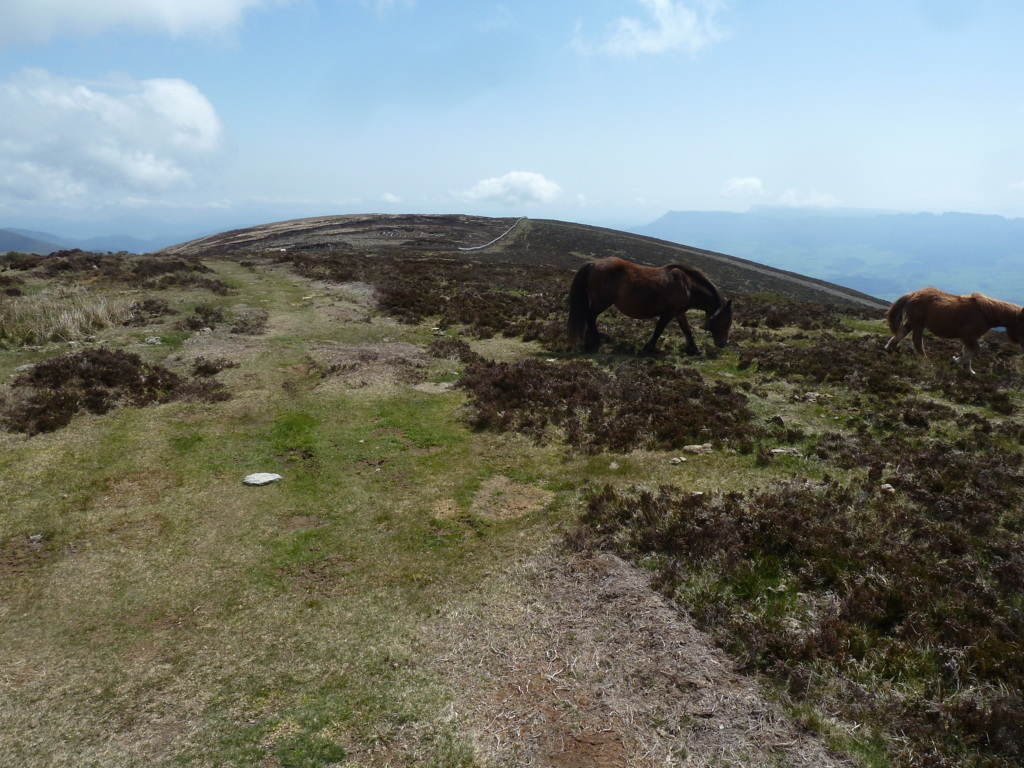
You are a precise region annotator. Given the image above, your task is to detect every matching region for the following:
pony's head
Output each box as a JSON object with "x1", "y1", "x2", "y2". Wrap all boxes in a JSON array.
[
  {"x1": 1008, "y1": 307, "x2": 1024, "y2": 346},
  {"x1": 705, "y1": 299, "x2": 733, "y2": 348}
]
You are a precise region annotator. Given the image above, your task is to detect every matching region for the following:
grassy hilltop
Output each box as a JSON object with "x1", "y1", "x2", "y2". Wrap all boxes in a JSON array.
[{"x1": 1, "y1": 216, "x2": 1023, "y2": 767}]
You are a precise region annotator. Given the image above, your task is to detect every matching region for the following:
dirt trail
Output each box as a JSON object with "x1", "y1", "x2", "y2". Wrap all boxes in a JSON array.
[
  {"x1": 193, "y1": 259, "x2": 860, "y2": 766},
  {"x1": 434, "y1": 550, "x2": 857, "y2": 768}
]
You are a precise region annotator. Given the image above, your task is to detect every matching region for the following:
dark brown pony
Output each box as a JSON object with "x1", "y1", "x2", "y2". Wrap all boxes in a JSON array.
[
  {"x1": 885, "y1": 286, "x2": 1024, "y2": 373},
  {"x1": 567, "y1": 257, "x2": 733, "y2": 354}
]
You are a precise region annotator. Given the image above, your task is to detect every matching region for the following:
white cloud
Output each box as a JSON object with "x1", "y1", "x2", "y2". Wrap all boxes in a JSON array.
[
  {"x1": 1011, "y1": 181, "x2": 1024, "y2": 193},
  {"x1": 381, "y1": 192, "x2": 402, "y2": 204},
  {"x1": 576, "y1": 0, "x2": 726, "y2": 58},
  {"x1": 0, "y1": 0, "x2": 284, "y2": 46},
  {"x1": 721, "y1": 176, "x2": 765, "y2": 197},
  {"x1": 778, "y1": 188, "x2": 841, "y2": 208},
  {"x1": 462, "y1": 171, "x2": 563, "y2": 206},
  {"x1": 0, "y1": 68, "x2": 223, "y2": 204}
]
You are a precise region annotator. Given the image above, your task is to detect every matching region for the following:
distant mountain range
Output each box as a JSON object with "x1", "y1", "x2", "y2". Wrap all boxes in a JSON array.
[
  {"x1": 0, "y1": 227, "x2": 174, "y2": 255},
  {"x1": 634, "y1": 209, "x2": 1024, "y2": 303}
]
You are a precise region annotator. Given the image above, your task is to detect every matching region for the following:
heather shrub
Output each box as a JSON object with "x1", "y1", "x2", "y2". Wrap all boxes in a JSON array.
[
  {"x1": 458, "y1": 358, "x2": 755, "y2": 453},
  {"x1": 1, "y1": 348, "x2": 229, "y2": 435},
  {"x1": 574, "y1": 433, "x2": 1024, "y2": 767}
]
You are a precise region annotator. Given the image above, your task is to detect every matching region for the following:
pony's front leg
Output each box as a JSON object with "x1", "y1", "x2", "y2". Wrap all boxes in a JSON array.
[
  {"x1": 676, "y1": 315, "x2": 701, "y2": 356},
  {"x1": 641, "y1": 313, "x2": 673, "y2": 354}
]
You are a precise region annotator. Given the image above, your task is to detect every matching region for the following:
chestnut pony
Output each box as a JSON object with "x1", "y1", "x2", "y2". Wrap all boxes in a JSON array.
[
  {"x1": 885, "y1": 286, "x2": 1024, "y2": 374},
  {"x1": 567, "y1": 256, "x2": 733, "y2": 354}
]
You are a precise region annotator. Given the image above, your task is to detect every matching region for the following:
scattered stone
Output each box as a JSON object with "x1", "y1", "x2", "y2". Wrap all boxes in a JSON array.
[
  {"x1": 244, "y1": 472, "x2": 283, "y2": 486},
  {"x1": 880, "y1": 483, "x2": 896, "y2": 494},
  {"x1": 794, "y1": 392, "x2": 834, "y2": 403},
  {"x1": 670, "y1": 457, "x2": 687, "y2": 465},
  {"x1": 767, "y1": 415, "x2": 785, "y2": 427},
  {"x1": 145, "y1": 336, "x2": 163, "y2": 345},
  {"x1": 682, "y1": 443, "x2": 714, "y2": 455},
  {"x1": 609, "y1": 461, "x2": 619, "y2": 470},
  {"x1": 770, "y1": 447, "x2": 802, "y2": 457}
]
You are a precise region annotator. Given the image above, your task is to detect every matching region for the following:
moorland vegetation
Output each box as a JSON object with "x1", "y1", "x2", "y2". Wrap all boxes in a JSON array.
[{"x1": 1, "y1": 217, "x2": 1023, "y2": 767}]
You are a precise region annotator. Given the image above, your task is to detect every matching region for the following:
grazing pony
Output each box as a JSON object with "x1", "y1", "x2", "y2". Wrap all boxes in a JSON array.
[
  {"x1": 567, "y1": 257, "x2": 733, "y2": 354},
  {"x1": 884, "y1": 286, "x2": 1024, "y2": 374}
]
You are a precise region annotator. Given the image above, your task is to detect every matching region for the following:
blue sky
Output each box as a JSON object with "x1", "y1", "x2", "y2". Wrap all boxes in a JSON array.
[{"x1": 2, "y1": 0, "x2": 1024, "y2": 237}]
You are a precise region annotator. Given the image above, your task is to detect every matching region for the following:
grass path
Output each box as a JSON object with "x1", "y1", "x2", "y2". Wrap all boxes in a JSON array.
[{"x1": 0, "y1": 260, "x2": 858, "y2": 767}]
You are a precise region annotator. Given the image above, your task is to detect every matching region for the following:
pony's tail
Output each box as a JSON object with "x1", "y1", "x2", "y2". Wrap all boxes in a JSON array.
[
  {"x1": 886, "y1": 293, "x2": 910, "y2": 334},
  {"x1": 567, "y1": 262, "x2": 594, "y2": 348}
]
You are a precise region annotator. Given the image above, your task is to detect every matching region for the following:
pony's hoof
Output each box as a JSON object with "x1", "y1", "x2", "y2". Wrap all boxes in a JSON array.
[{"x1": 685, "y1": 347, "x2": 702, "y2": 357}]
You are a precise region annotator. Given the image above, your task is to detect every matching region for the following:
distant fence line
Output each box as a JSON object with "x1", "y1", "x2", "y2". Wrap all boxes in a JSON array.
[{"x1": 458, "y1": 218, "x2": 525, "y2": 252}]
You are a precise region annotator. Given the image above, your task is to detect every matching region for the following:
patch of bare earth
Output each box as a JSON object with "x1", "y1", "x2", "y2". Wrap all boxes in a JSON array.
[
  {"x1": 435, "y1": 550, "x2": 858, "y2": 768},
  {"x1": 312, "y1": 342, "x2": 430, "y2": 389},
  {"x1": 471, "y1": 476, "x2": 554, "y2": 521}
]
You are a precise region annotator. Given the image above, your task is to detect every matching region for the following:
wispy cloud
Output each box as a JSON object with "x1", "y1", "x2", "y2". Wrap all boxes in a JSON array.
[
  {"x1": 0, "y1": 0, "x2": 286, "y2": 46},
  {"x1": 721, "y1": 176, "x2": 765, "y2": 198},
  {"x1": 0, "y1": 69, "x2": 223, "y2": 204},
  {"x1": 461, "y1": 171, "x2": 563, "y2": 206},
  {"x1": 575, "y1": 0, "x2": 726, "y2": 58}
]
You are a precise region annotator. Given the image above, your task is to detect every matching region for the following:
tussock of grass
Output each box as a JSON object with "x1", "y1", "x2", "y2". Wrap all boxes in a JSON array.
[{"x1": 0, "y1": 288, "x2": 135, "y2": 346}]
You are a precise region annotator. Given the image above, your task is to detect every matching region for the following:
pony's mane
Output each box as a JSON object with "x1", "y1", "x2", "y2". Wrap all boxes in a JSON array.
[
  {"x1": 667, "y1": 264, "x2": 722, "y2": 303},
  {"x1": 972, "y1": 292, "x2": 1022, "y2": 323}
]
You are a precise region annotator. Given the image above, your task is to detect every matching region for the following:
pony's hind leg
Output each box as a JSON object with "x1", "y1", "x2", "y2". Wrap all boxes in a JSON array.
[
  {"x1": 884, "y1": 324, "x2": 910, "y2": 353},
  {"x1": 911, "y1": 327, "x2": 927, "y2": 357},
  {"x1": 584, "y1": 312, "x2": 601, "y2": 352}
]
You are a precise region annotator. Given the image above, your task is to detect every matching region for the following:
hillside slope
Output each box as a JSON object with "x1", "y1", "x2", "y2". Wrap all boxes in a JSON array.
[
  {"x1": 0, "y1": 228, "x2": 61, "y2": 255},
  {"x1": 162, "y1": 214, "x2": 888, "y2": 310}
]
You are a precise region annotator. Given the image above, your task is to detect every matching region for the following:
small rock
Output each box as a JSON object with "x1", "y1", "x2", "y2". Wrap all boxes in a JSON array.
[
  {"x1": 145, "y1": 336, "x2": 163, "y2": 345},
  {"x1": 609, "y1": 461, "x2": 619, "y2": 470},
  {"x1": 244, "y1": 473, "x2": 283, "y2": 486},
  {"x1": 670, "y1": 457, "x2": 686, "y2": 465},
  {"x1": 767, "y1": 415, "x2": 785, "y2": 427},
  {"x1": 880, "y1": 483, "x2": 896, "y2": 494},
  {"x1": 770, "y1": 447, "x2": 801, "y2": 457}
]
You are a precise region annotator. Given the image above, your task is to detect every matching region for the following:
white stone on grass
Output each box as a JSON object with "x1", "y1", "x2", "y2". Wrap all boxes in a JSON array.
[{"x1": 244, "y1": 473, "x2": 283, "y2": 486}]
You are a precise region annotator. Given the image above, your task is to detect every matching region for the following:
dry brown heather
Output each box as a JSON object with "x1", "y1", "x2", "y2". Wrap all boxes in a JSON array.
[{"x1": 2, "y1": 216, "x2": 1023, "y2": 767}]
